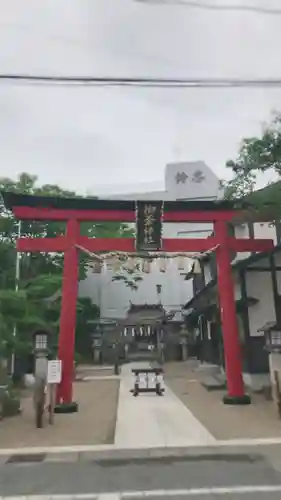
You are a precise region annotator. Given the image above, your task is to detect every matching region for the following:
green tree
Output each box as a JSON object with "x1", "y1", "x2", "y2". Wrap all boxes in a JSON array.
[
  {"x1": 226, "y1": 112, "x2": 281, "y2": 177},
  {"x1": 0, "y1": 173, "x2": 84, "y2": 284},
  {"x1": 222, "y1": 111, "x2": 281, "y2": 216},
  {"x1": 75, "y1": 298, "x2": 99, "y2": 360},
  {"x1": 0, "y1": 172, "x2": 139, "y2": 370},
  {"x1": 0, "y1": 172, "x2": 135, "y2": 285}
]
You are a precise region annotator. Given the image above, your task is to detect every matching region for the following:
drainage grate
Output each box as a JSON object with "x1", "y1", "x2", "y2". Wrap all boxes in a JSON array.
[{"x1": 6, "y1": 453, "x2": 46, "y2": 464}]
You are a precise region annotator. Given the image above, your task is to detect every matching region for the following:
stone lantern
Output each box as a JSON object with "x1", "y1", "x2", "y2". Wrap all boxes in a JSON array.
[{"x1": 32, "y1": 329, "x2": 52, "y2": 381}]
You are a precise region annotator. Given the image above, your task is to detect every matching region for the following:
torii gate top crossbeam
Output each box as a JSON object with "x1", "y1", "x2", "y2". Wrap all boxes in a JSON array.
[
  {"x1": 1, "y1": 191, "x2": 241, "y2": 222},
  {"x1": 1, "y1": 191, "x2": 274, "y2": 255}
]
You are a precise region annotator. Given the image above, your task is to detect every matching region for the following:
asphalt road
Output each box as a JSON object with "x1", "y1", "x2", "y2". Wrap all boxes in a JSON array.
[{"x1": 1, "y1": 449, "x2": 281, "y2": 499}]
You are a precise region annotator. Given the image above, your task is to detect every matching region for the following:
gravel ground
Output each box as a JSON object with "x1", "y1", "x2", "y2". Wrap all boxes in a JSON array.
[
  {"x1": 164, "y1": 361, "x2": 281, "y2": 440},
  {"x1": 0, "y1": 379, "x2": 119, "y2": 448}
]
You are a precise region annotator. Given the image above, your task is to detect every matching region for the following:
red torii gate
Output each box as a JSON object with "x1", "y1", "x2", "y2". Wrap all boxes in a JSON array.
[{"x1": 1, "y1": 192, "x2": 274, "y2": 412}]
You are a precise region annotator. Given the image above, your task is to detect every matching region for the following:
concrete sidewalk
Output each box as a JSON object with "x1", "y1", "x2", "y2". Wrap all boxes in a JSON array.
[{"x1": 114, "y1": 363, "x2": 216, "y2": 448}]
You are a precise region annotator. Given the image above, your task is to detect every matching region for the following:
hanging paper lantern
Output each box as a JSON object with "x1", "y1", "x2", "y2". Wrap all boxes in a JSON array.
[
  {"x1": 106, "y1": 256, "x2": 118, "y2": 270},
  {"x1": 158, "y1": 257, "x2": 167, "y2": 273},
  {"x1": 177, "y1": 256, "x2": 185, "y2": 271},
  {"x1": 92, "y1": 261, "x2": 102, "y2": 274},
  {"x1": 112, "y1": 257, "x2": 122, "y2": 272},
  {"x1": 126, "y1": 257, "x2": 137, "y2": 271},
  {"x1": 142, "y1": 260, "x2": 151, "y2": 273}
]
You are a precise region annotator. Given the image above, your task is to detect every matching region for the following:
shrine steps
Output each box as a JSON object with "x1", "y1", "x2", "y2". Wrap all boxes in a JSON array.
[{"x1": 201, "y1": 373, "x2": 226, "y2": 391}]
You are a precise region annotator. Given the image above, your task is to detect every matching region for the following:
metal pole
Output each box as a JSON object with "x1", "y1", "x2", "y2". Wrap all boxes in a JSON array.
[
  {"x1": 98, "y1": 267, "x2": 102, "y2": 316},
  {"x1": 11, "y1": 220, "x2": 21, "y2": 375}
]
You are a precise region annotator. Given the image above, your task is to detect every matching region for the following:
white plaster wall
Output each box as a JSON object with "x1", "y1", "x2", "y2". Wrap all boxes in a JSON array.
[
  {"x1": 253, "y1": 222, "x2": 277, "y2": 245},
  {"x1": 234, "y1": 280, "x2": 241, "y2": 300},
  {"x1": 246, "y1": 270, "x2": 276, "y2": 337},
  {"x1": 107, "y1": 190, "x2": 169, "y2": 201},
  {"x1": 232, "y1": 224, "x2": 251, "y2": 263},
  {"x1": 232, "y1": 221, "x2": 276, "y2": 266},
  {"x1": 79, "y1": 260, "x2": 192, "y2": 319},
  {"x1": 163, "y1": 222, "x2": 213, "y2": 239},
  {"x1": 165, "y1": 161, "x2": 221, "y2": 200}
]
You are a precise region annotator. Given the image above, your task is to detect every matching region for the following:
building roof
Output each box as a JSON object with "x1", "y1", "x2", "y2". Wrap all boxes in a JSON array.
[
  {"x1": 121, "y1": 303, "x2": 166, "y2": 325},
  {"x1": 183, "y1": 244, "x2": 281, "y2": 311},
  {"x1": 1, "y1": 190, "x2": 241, "y2": 213},
  {"x1": 128, "y1": 303, "x2": 164, "y2": 313}
]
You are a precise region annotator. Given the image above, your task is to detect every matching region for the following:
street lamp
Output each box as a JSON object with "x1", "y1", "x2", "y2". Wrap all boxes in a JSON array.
[
  {"x1": 33, "y1": 330, "x2": 51, "y2": 354},
  {"x1": 32, "y1": 329, "x2": 52, "y2": 429},
  {"x1": 91, "y1": 324, "x2": 103, "y2": 364},
  {"x1": 33, "y1": 332, "x2": 49, "y2": 352},
  {"x1": 32, "y1": 329, "x2": 52, "y2": 382}
]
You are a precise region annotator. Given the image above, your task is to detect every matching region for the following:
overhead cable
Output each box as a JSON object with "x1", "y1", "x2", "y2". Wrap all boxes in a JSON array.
[
  {"x1": 135, "y1": 0, "x2": 281, "y2": 16},
  {"x1": 2, "y1": 74, "x2": 281, "y2": 88}
]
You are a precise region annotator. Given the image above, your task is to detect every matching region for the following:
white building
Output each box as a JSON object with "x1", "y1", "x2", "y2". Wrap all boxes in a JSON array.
[{"x1": 79, "y1": 160, "x2": 221, "y2": 319}]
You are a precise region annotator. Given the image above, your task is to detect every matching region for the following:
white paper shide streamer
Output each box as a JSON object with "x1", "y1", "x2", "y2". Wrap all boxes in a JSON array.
[{"x1": 76, "y1": 243, "x2": 219, "y2": 280}]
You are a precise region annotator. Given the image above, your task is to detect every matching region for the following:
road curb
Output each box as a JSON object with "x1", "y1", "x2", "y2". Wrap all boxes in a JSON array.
[
  {"x1": 1, "y1": 437, "x2": 281, "y2": 457},
  {"x1": 3, "y1": 485, "x2": 281, "y2": 499},
  {"x1": 0, "y1": 441, "x2": 281, "y2": 465}
]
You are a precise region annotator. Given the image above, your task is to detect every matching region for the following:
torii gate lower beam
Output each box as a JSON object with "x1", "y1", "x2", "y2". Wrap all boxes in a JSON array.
[{"x1": 17, "y1": 227, "x2": 273, "y2": 410}]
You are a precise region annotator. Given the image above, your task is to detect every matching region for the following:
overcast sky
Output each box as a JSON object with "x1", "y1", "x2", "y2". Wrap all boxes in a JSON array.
[{"x1": 0, "y1": 0, "x2": 280, "y2": 195}]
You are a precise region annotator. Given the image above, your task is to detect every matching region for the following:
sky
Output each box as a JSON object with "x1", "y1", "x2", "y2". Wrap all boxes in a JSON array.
[{"x1": 0, "y1": 0, "x2": 281, "y2": 195}]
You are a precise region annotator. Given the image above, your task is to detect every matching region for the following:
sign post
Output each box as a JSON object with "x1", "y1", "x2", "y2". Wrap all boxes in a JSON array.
[{"x1": 47, "y1": 360, "x2": 62, "y2": 424}]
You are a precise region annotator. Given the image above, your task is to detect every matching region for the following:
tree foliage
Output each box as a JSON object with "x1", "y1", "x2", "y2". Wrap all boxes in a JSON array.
[
  {"x1": 112, "y1": 264, "x2": 143, "y2": 290},
  {"x1": 226, "y1": 112, "x2": 281, "y2": 177},
  {"x1": 0, "y1": 172, "x2": 135, "y2": 368},
  {"x1": 222, "y1": 112, "x2": 281, "y2": 216}
]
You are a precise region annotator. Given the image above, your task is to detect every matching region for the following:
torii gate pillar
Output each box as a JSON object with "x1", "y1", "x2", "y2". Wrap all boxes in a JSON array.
[
  {"x1": 215, "y1": 221, "x2": 250, "y2": 405},
  {"x1": 55, "y1": 219, "x2": 79, "y2": 412}
]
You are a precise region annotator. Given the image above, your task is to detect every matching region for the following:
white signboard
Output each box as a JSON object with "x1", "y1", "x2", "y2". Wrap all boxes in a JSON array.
[{"x1": 47, "y1": 360, "x2": 62, "y2": 384}]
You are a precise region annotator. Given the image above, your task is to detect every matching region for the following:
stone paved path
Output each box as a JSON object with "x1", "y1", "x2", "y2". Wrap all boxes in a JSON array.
[{"x1": 114, "y1": 362, "x2": 216, "y2": 448}]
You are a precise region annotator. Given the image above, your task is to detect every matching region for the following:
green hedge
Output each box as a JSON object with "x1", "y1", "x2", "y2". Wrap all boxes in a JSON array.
[{"x1": 0, "y1": 385, "x2": 21, "y2": 418}]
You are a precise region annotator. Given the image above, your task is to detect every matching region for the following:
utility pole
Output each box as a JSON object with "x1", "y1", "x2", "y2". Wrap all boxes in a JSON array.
[{"x1": 11, "y1": 220, "x2": 21, "y2": 376}]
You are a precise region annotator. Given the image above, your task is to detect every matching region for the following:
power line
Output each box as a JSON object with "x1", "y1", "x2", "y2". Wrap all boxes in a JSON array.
[
  {"x1": 135, "y1": 0, "x2": 281, "y2": 15},
  {"x1": 2, "y1": 74, "x2": 281, "y2": 88}
]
